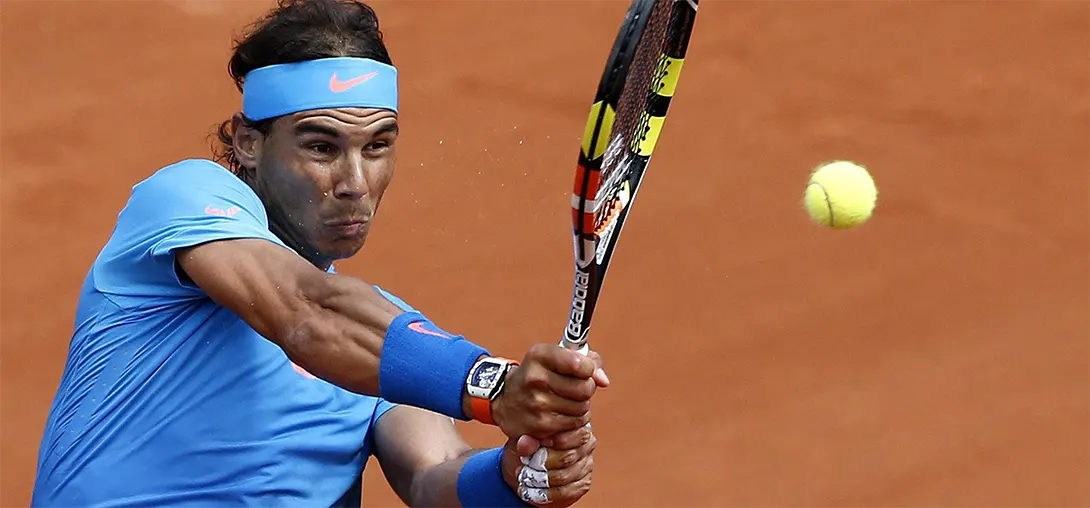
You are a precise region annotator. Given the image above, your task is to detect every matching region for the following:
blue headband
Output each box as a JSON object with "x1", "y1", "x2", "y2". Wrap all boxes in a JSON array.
[{"x1": 241, "y1": 57, "x2": 398, "y2": 121}]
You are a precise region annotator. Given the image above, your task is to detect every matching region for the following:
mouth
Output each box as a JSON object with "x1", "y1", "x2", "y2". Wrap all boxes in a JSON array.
[{"x1": 325, "y1": 217, "x2": 371, "y2": 238}]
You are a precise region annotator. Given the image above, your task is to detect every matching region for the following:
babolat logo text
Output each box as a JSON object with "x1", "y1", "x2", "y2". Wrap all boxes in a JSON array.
[{"x1": 567, "y1": 270, "x2": 591, "y2": 338}]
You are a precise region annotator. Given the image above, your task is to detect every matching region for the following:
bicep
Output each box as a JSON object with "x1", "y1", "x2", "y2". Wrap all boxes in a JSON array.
[
  {"x1": 176, "y1": 238, "x2": 324, "y2": 341},
  {"x1": 373, "y1": 405, "x2": 472, "y2": 506}
]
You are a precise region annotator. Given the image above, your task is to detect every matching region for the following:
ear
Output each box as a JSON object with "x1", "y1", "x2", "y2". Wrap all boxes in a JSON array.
[{"x1": 231, "y1": 113, "x2": 263, "y2": 171}]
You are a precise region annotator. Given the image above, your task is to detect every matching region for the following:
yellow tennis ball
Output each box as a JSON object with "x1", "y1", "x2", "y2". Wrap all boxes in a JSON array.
[{"x1": 803, "y1": 160, "x2": 878, "y2": 229}]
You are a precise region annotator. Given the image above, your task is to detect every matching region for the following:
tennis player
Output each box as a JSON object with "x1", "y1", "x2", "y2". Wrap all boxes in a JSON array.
[{"x1": 30, "y1": 1, "x2": 607, "y2": 506}]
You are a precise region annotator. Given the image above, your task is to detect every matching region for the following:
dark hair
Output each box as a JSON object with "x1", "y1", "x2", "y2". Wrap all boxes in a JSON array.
[{"x1": 211, "y1": 0, "x2": 393, "y2": 176}]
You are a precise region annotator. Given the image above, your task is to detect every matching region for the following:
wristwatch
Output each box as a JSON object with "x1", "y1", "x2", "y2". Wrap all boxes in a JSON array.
[{"x1": 465, "y1": 356, "x2": 519, "y2": 425}]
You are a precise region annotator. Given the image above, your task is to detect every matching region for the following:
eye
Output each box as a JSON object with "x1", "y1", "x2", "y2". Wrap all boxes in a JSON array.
[
  {"x1": 364, "y1": 140, "x2": 392, "y2": 155},
  {"x1": 307, "y1": 142, "x2": 337, "y2": 155}
]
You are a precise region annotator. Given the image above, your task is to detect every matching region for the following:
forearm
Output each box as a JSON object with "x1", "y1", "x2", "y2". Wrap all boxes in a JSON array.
[
  {"x1": 281, "y1": 273, "x2": 403, "y2": 393},
  {"x1": 285, "y1": 272, "x2": 486, "y2": 419},
  {"x1": 412, "y1": 448, "x2": 527, "y2": 508},
  {"x1": 410, "y1": 448, "x2": 481, "y2": 508}
]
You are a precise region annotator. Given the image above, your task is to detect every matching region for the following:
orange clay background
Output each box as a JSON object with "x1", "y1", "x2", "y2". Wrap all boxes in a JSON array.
[{"x1": 1, "y1": 1, "x2": 1087, "y2": 506}]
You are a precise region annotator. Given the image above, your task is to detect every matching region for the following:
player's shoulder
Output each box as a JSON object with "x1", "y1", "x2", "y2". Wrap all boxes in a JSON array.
[
  {"x1": 127, "y1": 158, "x2": 261, "y2": 211},
  {"x1": 135, "y1": 158, "x2": 244, "y2": 191}
]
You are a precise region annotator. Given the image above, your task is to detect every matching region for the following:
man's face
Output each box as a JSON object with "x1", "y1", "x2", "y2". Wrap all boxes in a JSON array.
[{"x1": 242, "y1": 107, "x2": 398, "y2": 266}]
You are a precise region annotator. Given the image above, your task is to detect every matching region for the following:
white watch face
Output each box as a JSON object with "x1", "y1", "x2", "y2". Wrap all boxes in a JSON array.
[{"x1": 468, "y1": 361, "x2": 506, "y2": 398}]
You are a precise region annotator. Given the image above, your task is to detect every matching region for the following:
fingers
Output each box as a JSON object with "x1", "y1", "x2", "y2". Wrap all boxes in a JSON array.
[
  {"x1": 543, "y1": 371, "x2": 598, "y2": 402},
  {"x1": 544, "y1": 395, "x2": 592, "y2": 418},
  {"x1": 522, "y1": 411, "x2": 589, "y2": 441},
  {"x1": 519, "y1": 410, "x2": 591, "y2": 439},
  {"x1": 516, "y1": 434, "x2": 541, "y2": 457},
  {"x1": 522, "y1": 345, "x2": 609, "y2": 402},
  {"x1": 526, "y1": 347, "x2": 604, "y2": 403},
  {"x1": 516, "y1": 433, "x2": 596, "y2": 507},
  {"x1": 586, "y1": 350, "x2": 610, "y2": 387},
  {"x1": 529, "y1": 344, "x2": 596, "y2": 379},
  {"x1": 521, "y1": 367, "x2": 594, "y2": 416},
  {"x1": 519, "y1": 447, "x2": 549, "y2": 473},
  {"x1": 521, "y1": 426, "x2": 596, "y2": 470},
  {"x1": 493, "y1": 387, "x2": 590, "y2": 439},
  {"x1": 539, "y1": 423, "x2": 592, "y2": 450},
  {"x1": 544, "y1": 451, "x2": 594, "y2": 489},
  {"x1": 518, "y1": 476, "x2": 593, "y2": 507}
]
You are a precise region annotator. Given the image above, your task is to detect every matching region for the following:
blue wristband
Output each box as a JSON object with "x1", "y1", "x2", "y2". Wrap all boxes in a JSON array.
[
  {"x1": 457, "y1": 448, "x2": 530, "y2": 508},
  {"x1": 379, "y1": 311, "x2": 489, "y2": 420}
]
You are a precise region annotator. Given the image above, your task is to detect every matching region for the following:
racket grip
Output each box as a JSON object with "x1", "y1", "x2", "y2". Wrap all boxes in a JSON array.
[{"x1": 559, "y1": 339, "x2": 590, "y2": 356}]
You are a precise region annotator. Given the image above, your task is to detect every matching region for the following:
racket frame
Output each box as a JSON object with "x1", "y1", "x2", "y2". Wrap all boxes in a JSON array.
[{"x1": 562, "y1": 0, "x2": 698, "y2": 352}]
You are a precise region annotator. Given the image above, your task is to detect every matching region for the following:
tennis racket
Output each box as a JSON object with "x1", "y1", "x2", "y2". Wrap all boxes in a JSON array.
[
  {"x1": 562, "y1": 0, "x2": 699, "y2": 354},
  {"x1": 518, "y1": 2, "x2": 700, "y2": 495},
  {"x1": 517, "y1": 0, "x2": 701, "y2": 492}
]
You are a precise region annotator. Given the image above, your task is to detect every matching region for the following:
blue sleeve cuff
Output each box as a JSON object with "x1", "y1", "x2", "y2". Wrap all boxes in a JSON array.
[
  {"x1": 378, "y1": 312, "x2": 489, "y2": 420},
  {"x1": 457, "y1": 448, "x2": 531, "y2": 508}
]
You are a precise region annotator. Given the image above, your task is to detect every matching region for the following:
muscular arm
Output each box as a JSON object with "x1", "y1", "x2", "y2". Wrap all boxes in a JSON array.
[
  {"x1": 373, "y1": 405, "x2": 598, "y2": 508},
  {"x1": 373, "y1": 405, "x2": 501, "y2": 507},
  {"x1": 178, "y1": 238, "x2": 477, "y2": 409}
]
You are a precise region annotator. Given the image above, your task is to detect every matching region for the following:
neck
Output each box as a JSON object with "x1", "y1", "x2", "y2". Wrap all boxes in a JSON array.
[
  {"x1": 266, "y1": 218, "x2": 333, "y2": 272},
  {"x1": 243, "y1": 174, "x2": 333, "y2": 272}
]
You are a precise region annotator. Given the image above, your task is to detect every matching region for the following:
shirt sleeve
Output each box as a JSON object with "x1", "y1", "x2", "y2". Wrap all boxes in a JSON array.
[
  {"x1": 373, "y1": 399, "x2": 399, "y2": 421},
  {"x1": 92, "y1": 159, "x2": 288, "y2": 304},
  {"x1": 374, "y1": 286, "x2": 418, "y2": 312}
]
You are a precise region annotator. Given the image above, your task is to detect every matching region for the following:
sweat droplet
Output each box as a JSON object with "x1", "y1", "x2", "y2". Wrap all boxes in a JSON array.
[{"x1": 323, "y1": 192, "x2": 328, "y2": 197}]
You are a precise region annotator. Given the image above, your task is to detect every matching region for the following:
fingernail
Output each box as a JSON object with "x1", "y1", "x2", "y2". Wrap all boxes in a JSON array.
[{"x1": 596, "y1": 368, "x2": 610, "y2": 384}]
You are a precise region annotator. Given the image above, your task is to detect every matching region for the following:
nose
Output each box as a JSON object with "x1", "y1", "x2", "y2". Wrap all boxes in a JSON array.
[{"x1": 333, "y1": 157, "x2": 368, "y2": 200}]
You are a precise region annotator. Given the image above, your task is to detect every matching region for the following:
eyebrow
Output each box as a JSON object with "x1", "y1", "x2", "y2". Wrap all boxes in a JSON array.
[
  {"x1": 374, "y1": 122, "x2": 400, "y2": 136},
  {"x1": 293, "y1": 123, "x2": 341, "y2": 138},
  {"x1": 293, "y1": 121, "x2": 399, "y2": 138}
]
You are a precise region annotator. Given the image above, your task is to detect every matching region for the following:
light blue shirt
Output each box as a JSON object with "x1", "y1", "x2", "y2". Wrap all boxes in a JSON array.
[{"x1": 33, "y1": 159, "x2": 411, "y2": 507}]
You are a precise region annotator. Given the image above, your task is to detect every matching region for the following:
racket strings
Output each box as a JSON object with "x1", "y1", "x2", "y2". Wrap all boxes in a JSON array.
[
  {"x1": 594, "y1": 200, "x2": 621, "y2": 235},
  {"x1": 592, "y1": 0, "x2": 673, "y2": 232},
  {"x1": 613, "y1": 0, "x2": 673, "y2": 159}
]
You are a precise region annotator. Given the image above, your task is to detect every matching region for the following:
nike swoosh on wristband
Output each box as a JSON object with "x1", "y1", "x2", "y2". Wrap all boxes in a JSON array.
[
  {"x1": 329, "y1": 71, "x2": 379, "y2": 93},
  {"x1": 408, "y1": 321, "x2": 451, "y2": 339}
]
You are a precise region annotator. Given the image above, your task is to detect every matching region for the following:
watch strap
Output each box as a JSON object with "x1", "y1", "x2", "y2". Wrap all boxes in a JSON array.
[{"x1": 468, "y1": 357, "x2": 519, "y2": 425}]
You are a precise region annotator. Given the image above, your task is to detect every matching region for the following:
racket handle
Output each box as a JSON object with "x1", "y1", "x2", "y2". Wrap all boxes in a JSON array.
[{"x1": 559, "y1": 339, "x2": 590, "y2": 356}]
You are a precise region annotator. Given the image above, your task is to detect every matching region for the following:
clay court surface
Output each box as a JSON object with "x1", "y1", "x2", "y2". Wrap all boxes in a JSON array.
[{"x1": 2, "y1": 0, "x2": 1087, "y2": 506}]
